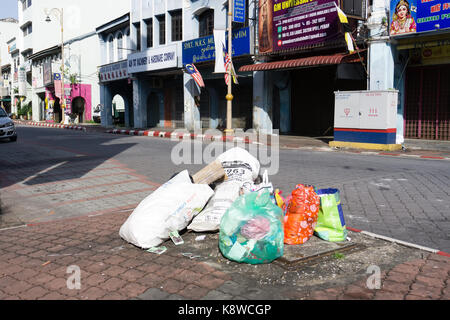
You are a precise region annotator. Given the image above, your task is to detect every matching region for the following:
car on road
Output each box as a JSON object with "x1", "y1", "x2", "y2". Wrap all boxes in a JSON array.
[{"x1": 0, "y1": 108, "x2": 17, "y2": 142}]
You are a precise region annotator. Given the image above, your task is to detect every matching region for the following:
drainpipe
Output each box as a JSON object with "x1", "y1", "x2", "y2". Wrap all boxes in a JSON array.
[{"x1": 254, "y1": 0, "x2": 259, "y2": 57}]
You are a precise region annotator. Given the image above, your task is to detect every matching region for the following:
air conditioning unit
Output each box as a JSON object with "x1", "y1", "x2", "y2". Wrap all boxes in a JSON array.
[{"x1": 343, "y1": 0, "x2": 368, "y2": 19}]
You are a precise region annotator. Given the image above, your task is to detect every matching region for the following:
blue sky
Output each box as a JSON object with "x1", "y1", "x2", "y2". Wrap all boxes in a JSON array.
[{"x1": 0, "y1": 0, "x2": 18, "y2": 20}]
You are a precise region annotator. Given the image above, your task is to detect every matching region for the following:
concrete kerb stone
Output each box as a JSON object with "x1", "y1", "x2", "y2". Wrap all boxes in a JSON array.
[
  {"x1": 101, "y1": 127, "x2": 450, "y2": 161},
  {"x1": 346, "y1": 226, "x2": 450, "y2": 258},
  {"x1": 15, "y1": 120, "x2": 87, "y2": 132}
]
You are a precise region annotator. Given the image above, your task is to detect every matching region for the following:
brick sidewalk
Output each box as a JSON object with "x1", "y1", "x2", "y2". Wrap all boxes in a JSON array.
[{"x1": 0, "y1": 209, "x2": 448, "y2": 300}]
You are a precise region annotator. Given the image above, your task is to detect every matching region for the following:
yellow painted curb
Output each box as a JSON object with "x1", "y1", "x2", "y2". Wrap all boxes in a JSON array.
[{"x1": 329, "y1": 141, "x2": 402, "y2": 151}]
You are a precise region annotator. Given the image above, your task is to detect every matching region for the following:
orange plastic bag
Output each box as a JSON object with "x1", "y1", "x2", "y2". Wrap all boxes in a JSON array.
[{"x1": 283, "y1": 184, "x2": 320, "y2": 245}]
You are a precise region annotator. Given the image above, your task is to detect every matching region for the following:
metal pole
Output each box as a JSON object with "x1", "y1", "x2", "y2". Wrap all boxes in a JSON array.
[
  {"x1": 0, "y1": 32, "x2": 3, "y2": 111},
  {"x1": 60, "y1": 8, "x2": 65, "y2": 124},
  {"x1": 224, "y1": 0, "x2": 234, "y2": 135}
]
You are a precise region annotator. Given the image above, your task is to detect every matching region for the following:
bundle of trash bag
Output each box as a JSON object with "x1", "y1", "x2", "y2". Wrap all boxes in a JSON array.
[
  {"x1": 188, "y1": 147, "x2": 260, "y2": 232},
  {"x1": 119, "y1": 170, "x2": 213, "y2": 249},
  {"x1": 314, "y1": 188, "x2": 348, "y2": 242},
  {"x1": 219, "y1": 190, "x2": 284, "y2": 265},
  {"x1": 283, "y1": 184, "x2": 320, "y2": 245}
]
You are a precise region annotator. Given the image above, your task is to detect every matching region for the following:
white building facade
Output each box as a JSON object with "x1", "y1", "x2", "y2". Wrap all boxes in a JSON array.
[
  {"x1": 97, "y1": 0, "x2": 256, "y2": 130},
  {"x1": 0, "y1": 18, "x2": 20, "y2": 114},
  {"x1": 15, "y1": 0, "x2": 130, "y2": 122}
]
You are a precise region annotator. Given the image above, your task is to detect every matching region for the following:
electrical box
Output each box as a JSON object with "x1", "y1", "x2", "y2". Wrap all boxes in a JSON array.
[{"x1": 334, "y1": 90, "x2": 399, "y2": 144}]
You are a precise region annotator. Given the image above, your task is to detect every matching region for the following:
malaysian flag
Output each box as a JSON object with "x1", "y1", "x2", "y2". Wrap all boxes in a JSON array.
[
  {"x1": 223, "y1": 45, "x2": 238, "y2": 85},
  {"x1": 184, "y1": 64, "x2": 205, "y2": 88}
]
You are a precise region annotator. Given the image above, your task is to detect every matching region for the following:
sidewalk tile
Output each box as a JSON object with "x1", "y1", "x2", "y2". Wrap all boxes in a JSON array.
[
  {"x1": 18, "y1": 286, "x2": 50, "y2": 300},
  {"x1": 178, "y1": 284, "x2": 209, "y2": 300},
  {"x1": 415, "y1": 275, "x2": 445, "y2": 288},
  {"x1": 409, "y1": 283, "x2": 442, "y2": 299},
  {"x1": 160, "y1": 278, "x2": 186, "y2": 294},
  {"x1": 138, "y1": 288, "x2": 170, "y2": 300},
  {"x1": 119, "y1": 283, "x2": 147, "y2": 298}
]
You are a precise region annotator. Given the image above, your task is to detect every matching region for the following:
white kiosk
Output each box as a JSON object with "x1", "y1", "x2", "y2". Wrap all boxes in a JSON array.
[{"x1": 330, "y1": 90, "x2": 402, "y2": 150}]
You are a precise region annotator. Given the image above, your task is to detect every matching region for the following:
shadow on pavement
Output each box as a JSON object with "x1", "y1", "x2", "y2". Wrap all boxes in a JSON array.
[{"x1": 0, "y1": 126, "x2": 138, "y2": 189}]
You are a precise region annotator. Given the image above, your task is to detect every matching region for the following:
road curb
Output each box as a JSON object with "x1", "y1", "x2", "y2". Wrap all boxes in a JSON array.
[
  {"x1": 15, "y1": 121, "x2": 450, "y2": 161},
  {"x1": 346, "y1": 226, "x2": 449, "y2": 257},
  {"x1": 106, "y1": 128, "x2": 262, "y2": 146},
  {"x1": 106, "y1": 128, "x2": 450, "y2": 161},
  {"x1": 15, "y1": 120, "x2": 87, "y2": 132}
]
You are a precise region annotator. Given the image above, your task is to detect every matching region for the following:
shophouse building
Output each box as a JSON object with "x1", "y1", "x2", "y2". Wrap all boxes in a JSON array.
[
  {"x1": 0, "y1": 18, "x2": 19, "y2": 113},
  {"x1": 111, "y1": 0, "x2": 256, "y2": 131},
  {"x1": 383, "y1": 0, "x2": 449, "y2": 140},
  {"x1": 19, "y1": 0, "x2": 129, "y2": 123},
  {"x1": 97, "y1": 13, "x2": 133, "y2": 128},
  {"x1": 238, "y1": 0, "x2": 369, "y2": 135}
]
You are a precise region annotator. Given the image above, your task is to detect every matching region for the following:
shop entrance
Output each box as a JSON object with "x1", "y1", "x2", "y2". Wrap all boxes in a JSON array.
[
  {"x1": 291, "y1": 67, "x2": 336, "y2": 136},
  {"x1": 71, "y1": 96, "x2": 86, "y2": 123},
  {"x1": 112, "y1": 94, "x2": 125, "y2": 125},
  {"x1": 199, "y1": 89, "x2": 211, "y2": 129},
  {"x1": 290, "y1": 65, "x2": 366, "y2": 136},
  {"x1": 53, "y1": 98, "x2": 62, "y2": 123},
  {"x1": 405, "y1": 64, "x2": 450, "y2": 140},
  {"x1": 147, "y1": 92, "x2": 160, "y2": 128}
]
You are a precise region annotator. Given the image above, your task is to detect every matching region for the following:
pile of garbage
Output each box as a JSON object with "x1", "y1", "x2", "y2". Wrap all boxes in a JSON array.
[{"x1": 119, "y1": 147, "x2": 348, "y2": 264}]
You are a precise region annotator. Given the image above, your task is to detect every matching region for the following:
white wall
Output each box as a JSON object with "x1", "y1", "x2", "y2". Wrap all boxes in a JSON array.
[
  {"x1": 26, "y1": 0, "x2": 130, "y2": 53},
  {"x1": 23, "y1": 0, "x2": 130, "y2": 121},
  {"x1": 0, "y1": 21, "x2": 19, "y2": 70}
]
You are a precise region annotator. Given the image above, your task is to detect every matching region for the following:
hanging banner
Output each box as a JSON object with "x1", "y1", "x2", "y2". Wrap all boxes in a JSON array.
[
  {"x1": 182, "y1": 27, "x2": 251, "y2": 65},
  {"x1": 390, "y1": 0, "x2": 450, "y2": 36},
  {"x1": 43, "y1": 61, "x2": 53, "y2": 86},
  {"x1": 272, "y1": 0, "x2": 340, "y2": 52},
  {"x1": 127, "y1": 45, "x2": 178, "y2": 74},
  {"x1": 99, "y1": 60, "x2": 128, "y2": 83},
  {"x1": 54, "y1": 80, "x2": 62, "y2": 98},
  {"x1": 18, "y1": 66, "x2": 27, "y2": 96},
  {"x1": 233, "y1": 0, "x2": 246, "y2": 23},
  {"x1": 214, "y1": 29, "x2": 227, "y2": 73}
]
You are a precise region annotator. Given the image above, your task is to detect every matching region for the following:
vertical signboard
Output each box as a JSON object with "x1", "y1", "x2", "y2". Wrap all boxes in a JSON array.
[
  {"x1": 233, "y1": 0, "x2": 246, "y2": 23},
  {"x1": 390, "y1": 0, "x2": 450, "y2": 36},
  {"x1": 43, "y1": 61, "x2": 53, "y2": 86},
  {"x1": 258, "y1": 0, "x2": 341, "y2": 53},
  {"x1": 18, "y1": 66, "x2": 27, "y2": 96}
]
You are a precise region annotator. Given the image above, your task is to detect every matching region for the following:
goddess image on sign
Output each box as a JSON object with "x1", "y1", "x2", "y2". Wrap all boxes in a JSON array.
[
  {"x1": 258, "y1": 0, "x2": 273, "y2": 53},
  {"x1": 390, "y1": 0, "x2": 416, "y2": 35}
]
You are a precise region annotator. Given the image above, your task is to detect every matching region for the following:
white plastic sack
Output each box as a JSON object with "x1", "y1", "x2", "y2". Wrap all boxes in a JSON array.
[
  {"x1": 187, "y1": 180, "x2": 241, "y2": 232},
  {"x1": 119, "y1": 170, "x2": 213, "y2": 249},
  {"x1": 217, "y1": 147, "x2": 261, "y2": 183},
  {"x1": 241, "y1": 170, "x2": 273, "y2": 195},
  {"x1": 188, "y1": 147, "x2": 260, "y2": 232}
]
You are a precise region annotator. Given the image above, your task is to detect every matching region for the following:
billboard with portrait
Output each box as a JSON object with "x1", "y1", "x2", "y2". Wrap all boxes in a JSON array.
[
  {"x1": 258, "y1": 0, "x2": 341, "y2": 53},
  {"x1": 390, "y1": 0, "x2": 450, "y2": 36}
]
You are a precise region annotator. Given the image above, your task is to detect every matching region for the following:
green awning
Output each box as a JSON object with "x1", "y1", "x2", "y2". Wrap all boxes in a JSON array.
[{"x1": 0, "y1": 98, "x2": 11, "y2": 102}]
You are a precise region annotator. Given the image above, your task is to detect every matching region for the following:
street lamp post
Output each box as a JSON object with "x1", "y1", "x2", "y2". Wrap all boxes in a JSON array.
[
  {"x1": 45, "y1": 8, "x2": 66, "y2": 124},
  {"x1": 224, "y1": 0, "x2": 234, "y2": 135},
  {"x1": 0, "y1": 31, "x2": 3, "y2": 111}
]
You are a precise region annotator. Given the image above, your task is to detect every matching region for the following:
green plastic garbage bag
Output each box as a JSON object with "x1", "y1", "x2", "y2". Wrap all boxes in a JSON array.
[
  {"x1": 314, "y1": 188, "x2": 348, "y2": 242},
  {"x1": 219, "y1": 190, "x2": 284, "y2": 265}
]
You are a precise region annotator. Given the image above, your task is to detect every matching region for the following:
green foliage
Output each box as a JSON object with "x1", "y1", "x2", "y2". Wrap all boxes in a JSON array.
[
  {"x1": 69, "y1": 73, "x2": 79, "y2": 84},
  {"x1": 333, "y1": 252, "x2": 345, "y2": 259},
  {"x1": 18, "y1": 101, "x2": 32, "y2": 116}
]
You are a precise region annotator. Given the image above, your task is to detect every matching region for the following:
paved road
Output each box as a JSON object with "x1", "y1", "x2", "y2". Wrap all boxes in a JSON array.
[{"x1": 1, "y1": 125, "x2": 449, "y2": 252}]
